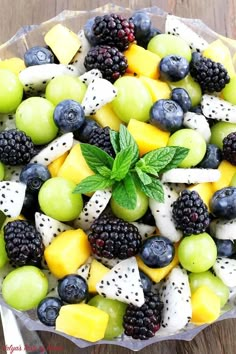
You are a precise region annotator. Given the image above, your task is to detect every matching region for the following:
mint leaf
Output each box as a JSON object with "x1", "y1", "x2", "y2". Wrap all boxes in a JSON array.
[
  {"x1": 135, "y1": 167, "x2": 152, "y2": 185},
  {"x1": 110, "y1": 130, "x2": 120, "y2": 154},
  {"x1": 74, "y1": 175, "x2": 113, "y2": 194},
  {"x1": 160, "y1": 146, "x2": 189, "y2": 173},
  {"x1": 112, "y1": 172, "x2": 137, "y2": 209},
  {"x1": 140, "y1": 176, "x2": 164, "y2": 202},
  {"x1": 119, "y1": 125, "x2": 139, "y2": 166},
  {"x1": 96, "y1": 166, "x2": 112, "y2": 178},
  {"x1": 141, "y1": 147, "x2": 176, "y2": 173},
  {"x1": 111, "y1": 146, "x2": 133, "y2": 181},
  {"x1": 80, "y1": 143, "x2": 114, "y2": 173}
]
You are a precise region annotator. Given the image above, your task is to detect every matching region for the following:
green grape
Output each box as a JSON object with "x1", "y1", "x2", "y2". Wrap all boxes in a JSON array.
[
  {"x1": 0, "y1": 232, "x2": 8, "y2": 269},
  {"x1": 178, "y1": 232, "x2": 217, "y2": 273},
  {"x1": 0, "y1": 162, "x2": 5, "y2": 181},
  {"x1": 15, "y1": 97, "x2": 58, "y2": 144},
  {"x1": 88, "y1": 295, "x2": 127, "y2": 339},
  {"x1": 169, "y1": 75, "x2": 202, "y2": 107},
  {"x1": 147, "y1": 34, "x2": 192, "y2": 62},
  {"x1": 0, "y1": 69, "x2": 23, "y2": 113},
  {"x1": 38, "y1": 177, "x2": 83, "y2": 222},
  {"x1": 222, "y1": 76, "x2": 236, "y2": 105},
  {"x1": 189, "y1": 271, "x2": 229, "y2": 308},
  {"x1": 2, "y1": 266, "x2": 48, "y2": 310},
  {"x1": 45, "y1": 76, "x2": 87, "y2": 106},
  {"x1": 168, "y1": 129, "x2": 206, "y2": 167},
  {"x1": 112, "y1": 76, "x2": 153, "y2": 123},
  {"x1": 210, "y1": 121, "x2": 236, "y2": 149},
  {"x1": 111, "y1": 188, "x2": 149, "y2": 221}
]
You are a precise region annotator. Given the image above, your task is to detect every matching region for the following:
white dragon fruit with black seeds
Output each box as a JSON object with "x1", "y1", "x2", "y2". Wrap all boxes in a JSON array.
[
  {"x1": 77, "y1": 258, "x2": 92, "y2": 281},
  {"x1": 201, "y1": 94, "x2": 236, "y2": 123},
  {"x1": 0, "y1": 181, "x2": 26, "y2": 217},
  {"x1": 96, "y1": 257, "x2": 145, "y2": 307},
  {"x1": 161, "y1": 168, "x2": 221, "y2": 184},
  {"x1": 43, "y1": 269, "x2": 58, "y2": 298},
  {"x1": 0, "y1": 114, "x2": 16, "y2": 132},
  {"x1": 213, "y1": 257, "x2": 236, "y2": 287},
  {"x1": 70, "y1": 30, "x2": 91, "y2": 75},
  {"x1": 4, "y1": 165, "x2": 23, "y2": 182},
  {"x1": 94, "y1": 255, "x2": 121, "y2": 269},
  {"x1": 210, "y1": 218, "x2": 236, "y2": 240},
  {"x1": 130, "y1": 222, "x2": 156, "y2": 240},
  {"x1": 30, "y1": 133, "x2": 73, "y2": 166},
  {"x1": 160, "y1": 266, "x2": 192, "y2": 333},
  {"x1": 79, "y1": 69, "x2": 102, "y2": 85},
  {"x1": 183, "y1": 112, "x2": 211, "y2": 143}
]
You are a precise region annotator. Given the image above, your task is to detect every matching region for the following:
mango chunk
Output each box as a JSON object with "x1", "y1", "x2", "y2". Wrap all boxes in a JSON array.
[
  {"x1": 44, "y1": 229, "x2": 91, "y2": 278},
  {"x1": 139, "y1": 76, "x2": 171, "y2": 102},
  {"x1": 44, "y1": 24, "x2": 81, "y2": 64},
  {"x1": 87, "y1": 259, "x2": 110, "y2": 293},
  {"x1": 212, "y1": 160, "x2": 236, "y2": 192},
  {"x1": 91, "y1": 103, "x2": 122, "y2": 131},
  {"x1": 191, "y1": 286, "x2": 221, "y2": 325},
  {"x1": 0, "y1": 57, "x2": 25, "y2": 75},
  {"x1": 188, "y1": 182, "x2": 214, "y2": 210},
  {"x1": 48, "y1": 151, "x2": 69, "y2": 177},
  {"x1": 124, "y1": 44, "x2": 161, "y2": 79},
  {"x1": 127, "y1": 119, "x2": 170, "y2": 156},
  {"x1": 56, "y1": 303, "x2": 109, "y2": 342}
]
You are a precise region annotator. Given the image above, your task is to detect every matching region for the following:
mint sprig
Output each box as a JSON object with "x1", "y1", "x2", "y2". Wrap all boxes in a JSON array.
[{"x1": 74, "y1": 125, "x2": 189, "y2": 209}]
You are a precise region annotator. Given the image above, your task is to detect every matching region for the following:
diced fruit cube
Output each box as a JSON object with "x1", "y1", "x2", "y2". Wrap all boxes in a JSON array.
[
  {"x1": 58, "y1": 143, "x2": 94, "y2": 184},
  {"x1": 188, "y1": 183, "x2": 214, "y2": 210},
  {"x1": 0, "y1": 58, "x2": 25, "y2": 75},
  {"x1": 139, "y1": 76, "x2": 171, "y2": 102},
  {"x1": 127, "y1": 119, "x2": 170, "y2": 156},
  {"x1": 124, "y1": 44, "x2": 160, "y2": 79},
  {"x1": 56, "y1": 303, "x2": 109, "y2": 342},
  {"x1": 48, "y1": 151, "x2": 69, "y2": 177},
  {"x1": 191, "y1": 285, "x2": 221, "y2": 324},
  {"x1": 87, "y1": 259, "x2": 110, "y2": 293},
  {"x1": 44, "y1": 24, "x2": 81, "y2": 64},
  {"x1": 91, "y1": 103, "x2": 122, "y2": 131},
  {"x1": 44, "y1": 229, "x2": 91, "y2": 278},
  {"x1": 212, "y1": 160, "x2": 236, "y2": 192}
]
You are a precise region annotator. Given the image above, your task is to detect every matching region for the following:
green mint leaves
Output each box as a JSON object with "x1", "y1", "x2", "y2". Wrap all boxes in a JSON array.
[{"x1": 74, "y1": 125, "x2": 189, "y2": 209}]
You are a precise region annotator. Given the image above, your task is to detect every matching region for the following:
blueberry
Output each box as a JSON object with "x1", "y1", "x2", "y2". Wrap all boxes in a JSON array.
[
  {"x1": 131, "y1": 11, "x2": 151, "y2": 41},
  {"x1": 139, "y1": 270, "x2": 152, "y2": 292},
  {"x1": 210, "y1": 187, "x2": 236, "y2": 219},
  {"x1": 198, "y1": 144, "x2": 222, "y2": 169},
  {"x1": 20, "y1": 163, "x2": 51, "y2": 194},
  {"x1": 190, "y1": 105, "x2": 202, "y2": 115},
  {"x1": 21, "y1": 190, "x2": 40, "y2": 220},
  {"x1": 137, "y1": 207, "x2": 156, "y2": 226},
  {"x1": 171, "y1": 88, "x2": 191, "y2": 112},
  {"x1": 73, "y1": 117, "x2": 100, "y2": 142},
  {"x1": 150, "y1": 99, "x2": 183, "y2": 133},
  {"x1": 160, "y1": 55, "x2": 189, "y2": 82},
  {"x1": 53, "y1": 100, "x2": 85, "y2": 133},
  {"x1": 214, "y1": 239, "x2": 236, "y2": 257},
  {"x1": 84, "y1": 17, "x2": 97, "y2": 45},
  {"x1": 58, "y1": 274, "x2": 88, "y2": 304},
  {"x1": 24, "y1": 46, "x2": 54, "y2": 67},
  {"x1": 37, "y1": 297, "x2": 63, "y2": 326},
  {"x1": 138, "y1": 27, "x2": 162, "y2": 49},
  {"x1": 140, "y1": 236, "x2": 175, "y2": 268}
]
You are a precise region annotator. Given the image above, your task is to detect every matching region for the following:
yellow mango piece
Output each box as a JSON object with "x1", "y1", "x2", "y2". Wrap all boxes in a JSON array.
[
  {"x1": 139, "y1": 76, "x2": 171, "y2": 102},
  {"x1": 191, "y1": 286, "x2": 221, "y2": 325},
  {"x1": 136, "y1": 245, "x2": 179, "y2": 282},
  {"x1": 44, "y1": 24, "x2": 81, "y2": 64},
  {"x1": 87, "y1": 259, "x2": 110, "y2": 293},
  {"x1": 127, "y1": 119, "x2": 170, "y2": 156},
  {"x1": 56, "y1": 303, "x2": 109, "y2": 342},
  {"x1": 91, "y1": 103, "x2": 122, "y2": 131},
  {"x1": 212, "y1": 160, "x2": 236, "y2": 192},
  {"x1": 0, "y1": 58, "x2": 25, "y2": 75},
  {"x1": 44, "y1": 229, "x2": 91, "y2": 278},
  {"x1": 124, "y1": 44, "x2": 161, "y2": 79},
  {"x1": 58, "y1": 143, "x2": 94, "y2": 184},
  {"x1": 188, "y1": 183, "x2": 214, "y2": 210},
  {"x1": 48, "y1": 151, "x2": 69, "y2": 177}
]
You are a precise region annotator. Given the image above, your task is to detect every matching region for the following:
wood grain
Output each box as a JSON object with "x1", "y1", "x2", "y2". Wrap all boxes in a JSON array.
[{"x1": 0, "y1": 0, "x2": 236, "y2": 353}]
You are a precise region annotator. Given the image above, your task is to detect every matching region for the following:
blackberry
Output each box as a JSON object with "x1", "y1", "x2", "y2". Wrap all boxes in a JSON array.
[
  {"x1": 172, "y1": 189, "x2": 210, "y2": 235},
  {"x1": 89, "y1": 214, "x2": 142, "y2": 259},
  {"x1": 92, "y1": 13, "x2": 135, "y2": 51},
  {"x1": 190, "y1": 52, "x2": 230, "y2": 93},
  {"x1": 123, "y1": 291, "x2": 163, "y2": 340},
  {"x1": 223, "y1": 132, "x2": 236, "y2": 165},
  {"x1": 4, "y1": 220, "x2": 44, "y2": 267},
  {"x1": 84, "y1": 45, "x2": 128, "y2": 82},
  {"x1": 0, "y1": 129, "x2": 35, "y2": 166},
  {"x1": 88, "y1": 126, "x2": 115, "y2": 157}
]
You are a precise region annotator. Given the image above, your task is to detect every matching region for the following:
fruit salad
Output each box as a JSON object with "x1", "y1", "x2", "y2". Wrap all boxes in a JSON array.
[{"x1": 1, "y1": 4, "x2": 236, "y2": 350}]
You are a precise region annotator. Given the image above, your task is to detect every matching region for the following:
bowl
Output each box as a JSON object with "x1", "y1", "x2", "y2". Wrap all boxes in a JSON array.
[{"x1": 1, "y1": 3, "x2": 236, "y2": 351}]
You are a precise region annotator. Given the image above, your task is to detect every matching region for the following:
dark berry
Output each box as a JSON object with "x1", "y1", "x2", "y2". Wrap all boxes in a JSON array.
[
  {"x1": 53, "y1": 99, "x2": 85, "y2": 133},
  {"x1": 73, "y1": 118, "x2": 100, "y2": 143},
  {"x1": 198, "y1": 144, "x2": 222, "y2": 169},
  {"x1": 37, "y1": 297, "x2": 63, "y2": 326},
  {"x1": 21, "y1": 190, "x2": 40, "y2": 220},
  {"x1": 24, "y1": 46, "x2": 54, "y2": 66},
  {"x1": 171, "y1": 88, "x2": 192, "y2": 112},
  {"x1": 137, "y1": 207, "x2": 156, "y2": 226},
  {"x1": 58, "y1": 274, "x2": 88, "y2": 304},
  {"x1": 84, "y1": 17, "x2": 97, "y2": 45},
  {"x1": 223, "y1": 132, "x2": 236, "y2": 165},
  {"x1": 214, "y1": 239, "x2": 236, "y2": 257},
  {"x1": 190, "y1": 105, "x2": 203, "y2": 115},
  {"x1": 160, "y1": 55, "x2": 189, "y2": 82},
  {"x1": 139, "y1": 270, "x2": 152, "y2": 293},
  {"x1": 138, "y1": 27, "x2": 162, "y2": 49},
  {"x1": 130, "y1": 11, "x2": 151, "y2": 42},
  {"x1": 20, "y1": 163, "x2": 51, "y2": 194},
  {"x1": 140, "y1": 236, "x2": 175, "y2": 268},
  {"x1": 210, "y1": 187, "x2": 236, "y2": 220},
  {"x1": 88, "y1": 126, "x2": 115, "y2": 157}
]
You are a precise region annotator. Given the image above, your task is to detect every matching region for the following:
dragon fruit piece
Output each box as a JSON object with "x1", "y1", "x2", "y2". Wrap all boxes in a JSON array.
[
  {"x1": 0, "y1": 181, "x2": 26, "y2": 217},
  {"x1": 183, "y1": 112, "x2": 211, "y2": 143},
  {"x1": 0, "y1": 113, "x2": 16, "y2": 132},
  {"x1": 131, "y1": 222, "x2": 156, "y2": 240},
  {"x1": 161, "y1": 168, "x2": 221, "y2": 184},
  {"x1": 201, "y1": 94, "x2": 236, "y2": 123},
  {"x1": 30, "y1": 133, "x2": 73, "y2": 166},
  {"x1": 96, "y1": 257, "x2": 145, "y2": 307},
  {"x1": 79, "y1": 69, "x2": 102, "y2": 85},
  {"x1": 165, "y1": 15, "x2": 208, "y2": 52},
  {"x1": 82, "y1": 78, "x2": 118, "y2": 116},
  {"x1": 35, "y1": 212, "x2": 73, "y2": 247},
  {"x1": 4, "y1": 165, "x2": 23, "y2": 182},
  {"x1": 77, "y1": 257, "x2": 92, "y2": 281},
  {"x1": 160, "y1": 266, "x2": 192, "y2": 333},
  {"x1": 166, "y1": 182, "x2": 189, "y2": 194},
  {"x1": 94, "y1": 255, "x2": 121, "y2": 269},
  {"x1": 70, "y1": 30, "x2": 91, "y2": 75},
  {"x1": 213, "y1": 257, "x2": 236, "y2": 287},
  {"x1": 149, "y1": 184, "x2": 183, "y2": 242},
  {"x1": 19, "y1": 63, "x2": 79, "y2": 96},
  {"x1": 210, "y1": 218, "x2": 236, "y2": 240},
  {"x1": 74, "y1": 189, "x2": 112, "y2": 230},
  {"x1": 43, "y1": 269, "x2": 58, "y2": 297}
]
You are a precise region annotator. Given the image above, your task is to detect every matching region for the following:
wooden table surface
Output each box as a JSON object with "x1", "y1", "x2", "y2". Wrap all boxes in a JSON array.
[{"x1": 0, "y1": 0, "x2": 236, "y2": 353}]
